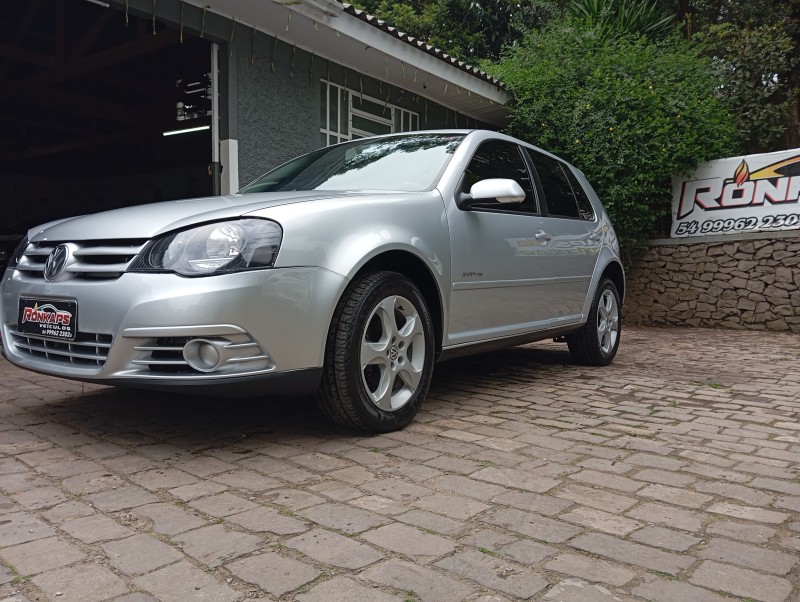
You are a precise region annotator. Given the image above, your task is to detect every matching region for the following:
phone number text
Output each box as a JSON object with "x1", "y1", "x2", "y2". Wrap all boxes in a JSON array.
[{"x1": 675, "y1": 213, "x2": 800, "y2": 235}]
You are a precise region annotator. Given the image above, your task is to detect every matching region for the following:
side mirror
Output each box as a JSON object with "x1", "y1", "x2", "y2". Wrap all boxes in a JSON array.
[{"x1": 458, "y1": 178, "x2": 526, "y2": 209}]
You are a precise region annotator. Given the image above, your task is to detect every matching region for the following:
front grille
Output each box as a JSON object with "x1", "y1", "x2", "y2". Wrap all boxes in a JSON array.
[
  {"x1": 16, "y1": 239, "x2": 148, "y2": 280},
  {"x1": 9, "y1": 330, "x2": 112, "y2": 367}
]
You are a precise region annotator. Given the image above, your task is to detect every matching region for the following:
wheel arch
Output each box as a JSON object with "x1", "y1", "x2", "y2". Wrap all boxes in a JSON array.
[
  {"x1": 351, "y1": 250, "x2": 445, "y2": 358},
  {"x1": 601, "y1": 260, "x2": 625, "y2": 304}
]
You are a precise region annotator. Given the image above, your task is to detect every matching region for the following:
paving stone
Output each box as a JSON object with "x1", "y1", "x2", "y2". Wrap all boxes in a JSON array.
[
  {"x1": 362, "y1": 523, "x2": 455, "y2": 561},
  {"x1": 568, "y1": 470, "x2": 644, "y2": 493},
  {"x1": 131, "y1": 502, "x2": 206, "y2": 536},
  {"x1": 498, "y1": 539, "x2": 557, "y2": 564},
  {"x1": 544, "y1": 553, "x2": 635, "y2": 587},
  {"x1": 569, "y1": 533, "x2": 694, "y2": 575},
  {"x1": 481, "y1": 507, "x2": 581, "y2": 543},
  {"x1": 174, "y1": 456, "x2": 237, "y2": 478},
  {"x1": 61, "y1": 514, "x2": 133, "y2": 543},
  {"x1": 285, "y1": 527, "x2": 382, "y2": 568},
  {"x1": 632, "y1": 575, "x2": 730, "y2": 602},
  {"x1": 558, "y1": 506, "x2": 643, "y2": 535},
  {"x1": 693, "y1": 480, "x2": 775, "y2": 506},
  {"x1": 361, "y1": 477, "x2": 430, "y2": 501},
  {"x1": 112, "y1": 595, "x2": 159, "y2": 602},
  {"x1": 0, "y1": 513, "x2": 55, "y2": 547},
  {"x1": 298, "y1": 502, "x2": 390, "y2": 534},
  {"x1": 491, "y1": 490, "x2": 574, "y2": 516},
  {"x1": 41, "y1": 501, "x2": 94, "y2": 523},
  {"x1": 553, "y1": 484, "x2": 636, "y2": 514},
  {"x1": 61, "y1": 470, "x2": 127, "y2": 494},
  {"x1": 0, "y1": 536, "x2": 84, "y2": 575},
  {"x1": 411, "y1": 494, "x2": 489, "y2": 520},
  {"x1": 689, "y1": 560, "x2": 793, "y2": 602},
  {"x1": 361, "y1": 558, "x2": 475, "y2": 602},
  {"x1": 470, "y1": 467, "x2": 560, "y2": 493},
  {"x1": 396, "y1": 509, "x2": 466, "y2": 536},
  {"x1": 32, "y1": 563, "x2": 129, "y2": 601},
  {"x1": 169, "y1": 481, "x2": 228, "y2": 502},
  {"x1": 541, "y1": 579, "x2": 626, "y2": 601},
  {"x1": 424, "y1": 475, "x2": 507, "y2": 500},
  {"x1": 295, "y1": 576, "x2": 401, "y2": 602},
  {"x1": 707, "y1": 502, "x2": 789, "y2": 524},
  {"x1": 133, "y1": 560, "x2": 239, "y2": 602},
  {"x1": 172, "y1": 524, "x2": 260, "y2": 567},
  {"x1": 269, "y1": 489, "x2": 326, "y2": 510},
  {"x1": 632, "y1": 468, "x2": 695, "y2": 487},
  {"x1": 638, "y1": 483, "x2": 712, "y2": 508},
  {"x1": 750, "y1": 476, "x2": 800, "y2": 496},
  {"x1": 225, "y1": 551, "x2": 320, "y2": 597},
  {"x1": 0, "y1": 472, "x2": 49, "y2": 494},
  {"x1": 625, "y1": 502, "x2": 704, "y2": 532},
  {"x1": 211, "y1": 469, "x2": 282, "y2": 492},
  {"x1": 225, "y1": 506, "x2": 308, "y2": 535},
  {"x1": 705, "y1": 520, "x2": 776, "y2": 544},
  {"x1": 435, "y1": 550, "x2": 548, "y2": 599},
  {"x1": 0, "y1": 498, "x2": 15, "y2": 516},
  {"x1": 86, "y1": 486, "x2": 159, "y2": 511},
  {"x1": 11, "y1": 487, "x2": 67, "y2": 511},
  {"x1": 698, "y1": 537, "x2": 797, "y2": 575},
  {"x1": 187, "y1": 492, "x2": 257, "y2": 517},
  {"x1": 131, "y1": 467, "x2": 198, "y2": 490},
  {"x1": 628, "y1": 526, "x2": 701, "y2": 552},
  {"x1": 101, "y1": 533, "x2": 183, "y2": 575}
]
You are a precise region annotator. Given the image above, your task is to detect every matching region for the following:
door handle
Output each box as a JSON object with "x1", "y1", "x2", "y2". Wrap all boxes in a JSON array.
[{"x1": 534, "y1": 230, "x2": 552, "y2": 243}]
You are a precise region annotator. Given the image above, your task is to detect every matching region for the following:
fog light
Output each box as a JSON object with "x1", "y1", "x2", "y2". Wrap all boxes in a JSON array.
[{"x1": 183, "y1": 339, "x2": 222, "y2": 372}]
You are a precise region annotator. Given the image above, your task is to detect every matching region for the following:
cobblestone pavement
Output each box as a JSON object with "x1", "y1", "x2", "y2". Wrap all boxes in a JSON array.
[{"x1": 0, "y1": 326, "x2": 799, "y2": 602}]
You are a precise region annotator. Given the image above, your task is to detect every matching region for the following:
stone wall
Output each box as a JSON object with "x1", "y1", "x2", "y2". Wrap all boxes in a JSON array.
[{"x1": 625, "y1": 232, "x2": 800, "y2": 331}]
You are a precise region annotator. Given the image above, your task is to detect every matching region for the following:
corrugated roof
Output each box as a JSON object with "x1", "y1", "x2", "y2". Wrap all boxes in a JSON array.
[{"x1": 340, "y1": 3, "x2": 504, "y2": 89}]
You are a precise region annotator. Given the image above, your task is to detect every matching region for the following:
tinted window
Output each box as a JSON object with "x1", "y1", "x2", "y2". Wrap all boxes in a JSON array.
[
  {"x1": 527, "y1": 150, "x2": 580, "y2": 219},
  {"x1": 462, "y1": 141, "x2": 537, "y2": 213},
  {"x1": 563, "y1": 167, "x2": 596, "y2": 220}
]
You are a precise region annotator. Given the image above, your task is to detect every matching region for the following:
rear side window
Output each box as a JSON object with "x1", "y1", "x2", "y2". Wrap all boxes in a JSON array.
[
  {"x1": 462, "y1": 140, "x2": 537, "y2": 214},
  {"x1": 563, "y1": 167, "x2": 596, "y2": 221},
  {"x1": 526, "y1": 149, "x2": 580, "y2": 219}
]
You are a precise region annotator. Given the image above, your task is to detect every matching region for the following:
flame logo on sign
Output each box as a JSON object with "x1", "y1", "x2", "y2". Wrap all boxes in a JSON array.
[{"x1": 734, "y1": 160, "x2": 750, "y2": 186}]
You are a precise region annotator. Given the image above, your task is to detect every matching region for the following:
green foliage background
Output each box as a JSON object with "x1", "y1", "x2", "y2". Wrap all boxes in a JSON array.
[{"x1": 488, "y1": 22, "x2": 738, "y2": 247}]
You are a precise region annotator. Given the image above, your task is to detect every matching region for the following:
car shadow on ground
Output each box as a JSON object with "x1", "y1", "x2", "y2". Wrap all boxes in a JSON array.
[{"x1": 29, "y1": 343, "x2": 578, "y2": 448}]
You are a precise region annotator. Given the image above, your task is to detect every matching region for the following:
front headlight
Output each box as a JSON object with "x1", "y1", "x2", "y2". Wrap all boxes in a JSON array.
[
  {"x1": 4, "y1": 236, "x2": 28, "y2": 273},
  {"x1": 130, "y1": 219, "x2": 282, "y2": 277}
]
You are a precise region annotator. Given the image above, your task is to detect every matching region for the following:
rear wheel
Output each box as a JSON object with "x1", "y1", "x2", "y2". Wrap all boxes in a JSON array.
[
  {"x1": 317, "y1": 271, "x2": 434, "y2": 432},
  {"x1": 567, "y1": 278, "x2": 621, "y2": 365}
]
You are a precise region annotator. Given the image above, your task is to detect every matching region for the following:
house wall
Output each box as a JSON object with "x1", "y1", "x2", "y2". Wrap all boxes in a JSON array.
[
  {"x1": 234, "y1": 36, "x2": 489, "y2": 184},
  {"x1": 625, "y1": 232, "x2": 800, "y2": 331}
]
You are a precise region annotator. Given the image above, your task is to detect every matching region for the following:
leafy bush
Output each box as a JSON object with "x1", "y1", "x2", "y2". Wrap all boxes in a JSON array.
[{"x1": 488, "y1": 21, "x2": 739, "y2": 249}]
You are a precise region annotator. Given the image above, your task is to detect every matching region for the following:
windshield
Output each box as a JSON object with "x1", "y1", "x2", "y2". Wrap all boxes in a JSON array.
[{"x1": 239, "y1": 133, "x2": 465, "y2": 194}]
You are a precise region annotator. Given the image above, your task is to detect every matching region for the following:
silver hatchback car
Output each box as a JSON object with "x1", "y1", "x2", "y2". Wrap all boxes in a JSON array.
[{"x1": 1, "y1": 130, "x2": 623, "y2": 432}]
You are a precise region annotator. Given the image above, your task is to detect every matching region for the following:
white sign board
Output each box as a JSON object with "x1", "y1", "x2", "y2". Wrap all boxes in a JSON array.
[{"x1": 672, "y1": 148, "x2": 800, "y2": 238}]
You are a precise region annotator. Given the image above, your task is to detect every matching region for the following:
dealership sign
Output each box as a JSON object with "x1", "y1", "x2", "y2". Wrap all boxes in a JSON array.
[{"x1": 672, "y1": 148, "x2": 800, "y2": 237}]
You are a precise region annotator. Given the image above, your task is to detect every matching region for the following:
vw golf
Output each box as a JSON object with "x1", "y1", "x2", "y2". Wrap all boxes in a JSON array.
[{"x1": 1, "y1": 130, "x2": 624, "y2": 432}]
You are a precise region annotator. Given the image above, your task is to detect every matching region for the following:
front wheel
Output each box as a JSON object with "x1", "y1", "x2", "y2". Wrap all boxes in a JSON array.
[
  {"x1": 567, "y1": 278, "x2": 621, "y2": 366},
  {"x1": 317, "y1": 271, "x2": 435, "y2": 433}
]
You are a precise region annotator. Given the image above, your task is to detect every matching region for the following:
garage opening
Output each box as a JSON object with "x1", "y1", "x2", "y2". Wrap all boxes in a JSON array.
[{"x1": 0, "y1": 0, "x2": 214, "y2": 241}]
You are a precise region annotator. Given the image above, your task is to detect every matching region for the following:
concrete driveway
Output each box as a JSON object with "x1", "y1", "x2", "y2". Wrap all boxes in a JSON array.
[{"x1": 0, "y1": 326, "x2": 798, "y2": 601}]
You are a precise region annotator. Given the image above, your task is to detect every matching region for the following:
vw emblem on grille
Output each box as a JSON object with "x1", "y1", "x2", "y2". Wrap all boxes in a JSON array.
[{"x1": 44, "y1": 244, "x2": 70, "y2": 281}]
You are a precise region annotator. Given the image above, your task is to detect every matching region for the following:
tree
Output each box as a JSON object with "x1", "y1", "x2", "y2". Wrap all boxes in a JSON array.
[
  {"x1": 352, "y1": 0, "x2": 568, "y2": 60},
  {"x1": 488, "y1": 19, "x2": 739, "y2": 248},
  {"x1": 671, "y1": 0, "x2": 800, "y2": 151}
]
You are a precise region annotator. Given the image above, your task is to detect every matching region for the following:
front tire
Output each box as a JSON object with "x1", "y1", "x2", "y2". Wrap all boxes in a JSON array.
[
  {"x1": 317, "y1": 271, "x2": 435, "y2": 433},
  {"x1": 567, "y1": 278, "x2": 621, "y2": 366}
]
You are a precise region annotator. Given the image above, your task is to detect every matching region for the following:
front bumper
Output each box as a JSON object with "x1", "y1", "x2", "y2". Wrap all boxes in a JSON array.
[{"x1": 0, "y1": 266, "x2": 346, "y2": 396}]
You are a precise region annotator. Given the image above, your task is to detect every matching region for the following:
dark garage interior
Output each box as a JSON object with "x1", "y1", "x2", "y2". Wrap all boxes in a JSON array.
[{"x1": 0, "y1": 0, "x2": 213, "y2": 248}]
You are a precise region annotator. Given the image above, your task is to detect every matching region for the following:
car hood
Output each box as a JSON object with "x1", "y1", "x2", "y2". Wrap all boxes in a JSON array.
[{"x1": 28, "y1": 191, "x2": 376, "y2": 242}]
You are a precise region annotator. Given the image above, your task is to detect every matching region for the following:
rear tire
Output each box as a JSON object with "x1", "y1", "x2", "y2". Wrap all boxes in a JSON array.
[
  {"x1": 316, "y1": 271, "x2": 435, "y2": 433},
  {"x1": 567, "y1": 278, "x2": 621, "y2": 366}
]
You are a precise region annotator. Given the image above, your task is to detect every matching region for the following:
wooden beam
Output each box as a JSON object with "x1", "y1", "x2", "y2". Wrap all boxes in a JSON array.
[
  {"x1": 69, "y1": 10, "x2": 115, "y2": 60},
  {"x1": 0, "y1": 0, "x2": 40, "y2": 82},
  {"x1": 0, "y1": 43, "x2": 55, "y2": 69},
  {"x1": 0, "y1": 130, "x2": 152, "y2": 164},
  {"x1": 0, "y1": 28, "x2": 181, "y2": 100},
  {"x1": 14, "y1": 87, "x2": 153, "y2": 126}
]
